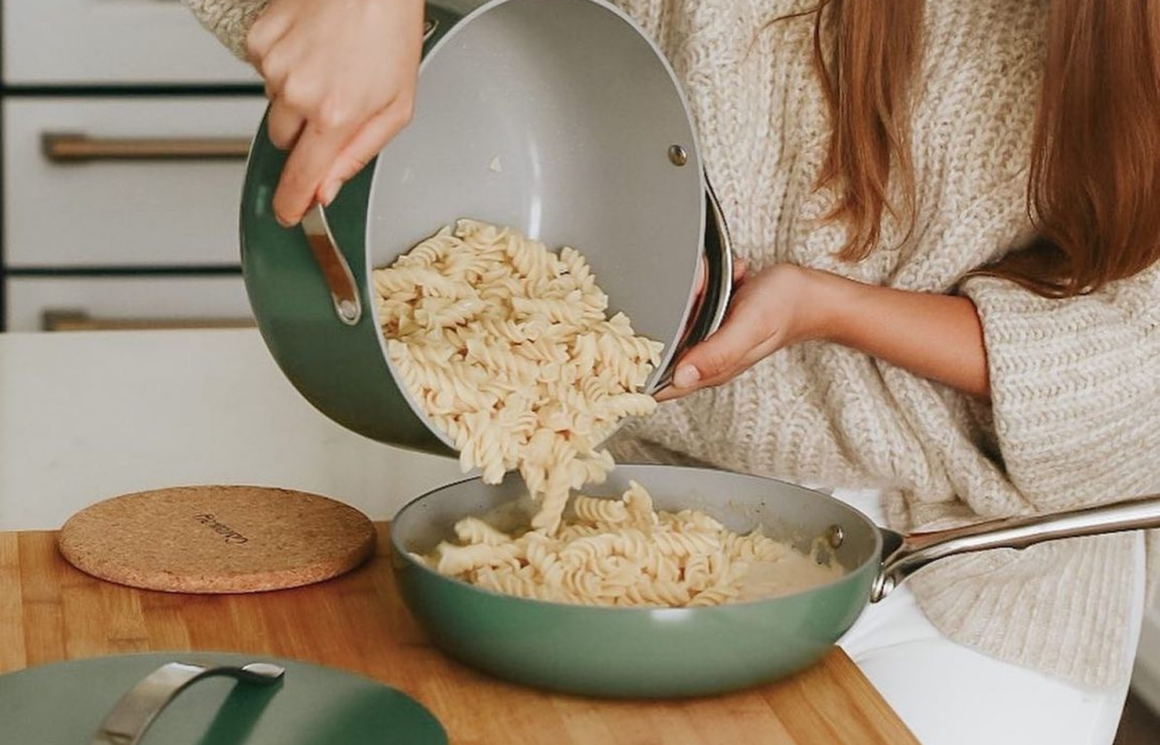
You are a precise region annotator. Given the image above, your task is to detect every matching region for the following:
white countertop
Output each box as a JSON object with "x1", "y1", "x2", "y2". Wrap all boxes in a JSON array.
[{"x1": 0, "y1": 329, "x2": 462, "y2": 531}]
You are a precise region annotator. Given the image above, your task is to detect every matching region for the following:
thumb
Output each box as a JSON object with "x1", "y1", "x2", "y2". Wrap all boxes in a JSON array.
[{"x1": 670, "y1": 305, "x2": 764, "y2": 391}]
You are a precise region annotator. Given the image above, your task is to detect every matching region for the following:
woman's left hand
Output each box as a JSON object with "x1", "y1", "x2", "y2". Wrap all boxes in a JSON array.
[
  {"x1": 656, "y1": 262, "x2": 992, "y2": 402},
  {"x1": 656, "y1": 264, "x2": 842, "y2": 401}
]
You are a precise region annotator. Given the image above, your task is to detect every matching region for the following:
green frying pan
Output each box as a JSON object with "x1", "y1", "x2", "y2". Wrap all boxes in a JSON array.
[
  {"x1": 390, "y1": 464, "x2": 1160, "y2": 698},
  {"x1": 241, "y1": 0, "x2": 733, "y2": 455}
]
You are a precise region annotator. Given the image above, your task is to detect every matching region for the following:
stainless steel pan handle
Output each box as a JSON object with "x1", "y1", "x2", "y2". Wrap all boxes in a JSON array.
[
  {"x1": 90, "y1": 661, "x2": 285, "y2": 745},
  {"x1": 872, "y1": 494, "x2": 1160, "y2": 601},
  {"x1": 301, "y1": 203, "x2": 364, "y2": 326}
]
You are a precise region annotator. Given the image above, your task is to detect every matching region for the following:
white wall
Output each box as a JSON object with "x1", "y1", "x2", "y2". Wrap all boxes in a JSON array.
[{"x1": 0, "y1": 330, "x2": 463, "y2": 531}]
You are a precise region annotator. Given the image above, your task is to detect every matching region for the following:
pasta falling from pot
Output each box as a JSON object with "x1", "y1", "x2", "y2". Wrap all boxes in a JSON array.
[
  {"x1": 373, "y1": 221, "x2": 843, "y2": 606},
  {"x1": 374, "y1": 219, "x2": 661, "y2": 533}
]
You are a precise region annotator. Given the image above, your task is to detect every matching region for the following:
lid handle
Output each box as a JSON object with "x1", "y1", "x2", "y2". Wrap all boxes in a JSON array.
[{"x1": 90, "y1": 661, "x2": 286, "y2": 745}]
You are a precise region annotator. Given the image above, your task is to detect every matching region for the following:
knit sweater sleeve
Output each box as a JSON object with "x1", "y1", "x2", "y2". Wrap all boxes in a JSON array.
[
  {"x1": 960, "y1": 263, "x2": 1160, "y2": 511},
  {"x1": 182, "y1": 0, "x2": 269, "y2": 60}
]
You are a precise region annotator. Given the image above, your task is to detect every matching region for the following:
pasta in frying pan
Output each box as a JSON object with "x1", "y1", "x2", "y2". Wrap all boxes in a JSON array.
[{"x1": 421, "y1": 481, "x2": 845, "y2": 607}]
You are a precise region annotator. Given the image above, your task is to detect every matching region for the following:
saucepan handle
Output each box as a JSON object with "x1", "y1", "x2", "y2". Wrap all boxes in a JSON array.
[
  {"x1": 90, "y1": 661, "x2": 285, "y2": 745},
  {"x1": 301, "y1": 204, "x2": 364, "y2": 326},
  {"x1": 872, "y1": 494, "x2": 1160, "y2": 602},
  {"x1": 295, "y1": 14, "x2": 443, "y2": 328}
]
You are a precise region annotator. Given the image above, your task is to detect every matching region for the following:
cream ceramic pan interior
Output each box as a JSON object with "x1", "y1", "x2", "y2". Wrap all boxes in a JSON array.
[{"x1": 368, "y1": 0, "x2": 707, "y2": 439}]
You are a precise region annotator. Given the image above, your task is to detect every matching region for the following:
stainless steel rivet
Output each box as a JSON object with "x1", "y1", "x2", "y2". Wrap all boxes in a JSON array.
[
  {"x1": 668, "y1": 145, "x2": 688, "y2": 167},
  {"x1": 826, "y1": 524, "x2": 845, "y2": 548}
]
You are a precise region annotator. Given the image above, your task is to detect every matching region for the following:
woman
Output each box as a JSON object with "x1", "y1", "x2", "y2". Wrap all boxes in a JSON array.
[{"x1": 185, "y1": 1, "x2": 1159, "y2": 743}]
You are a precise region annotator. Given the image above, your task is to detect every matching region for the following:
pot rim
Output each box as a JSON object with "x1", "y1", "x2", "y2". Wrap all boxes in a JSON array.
[
  {"x1": 651, "y1": 183, "x2": 734, "y2": 392},
  {"x1": 365, "y1": 0, "x2": 713, "y2": 451}
]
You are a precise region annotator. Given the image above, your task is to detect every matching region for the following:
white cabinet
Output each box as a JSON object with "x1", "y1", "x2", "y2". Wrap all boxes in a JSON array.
[
  {"x1": 2, "y1": 0, "x2": 259, "y2": 85},
  {"x1": 3, "y1": 97, "x2": 268, "y2": 268},
  {"x1": 1, "y1": 1, "x2": 268, "y2": 331},
  {"x1": 5, "y1": 275, "x2": 252, "y2": 332}
]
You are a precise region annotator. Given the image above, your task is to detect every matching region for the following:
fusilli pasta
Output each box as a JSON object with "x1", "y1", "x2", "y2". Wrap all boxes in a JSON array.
[
  {"x1": 420, "y1": 480, "x2": 845, "y2": 607},
  {"x1": 375, "y1": 220, "x2": 662, "y2": 532}
]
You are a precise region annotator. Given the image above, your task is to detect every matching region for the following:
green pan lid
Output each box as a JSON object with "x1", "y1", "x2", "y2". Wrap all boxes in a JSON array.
[{"x1": 0, "y1": 652, "x2": 446, "y2": 745}]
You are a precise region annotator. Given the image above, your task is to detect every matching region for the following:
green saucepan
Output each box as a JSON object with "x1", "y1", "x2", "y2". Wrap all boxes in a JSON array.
[
  {"x1": 390, "y1": 464, "x2": 1160, "y2": 698},
  {"x1": 241, "y1": 0, "x2": 733, "y2": 455}
]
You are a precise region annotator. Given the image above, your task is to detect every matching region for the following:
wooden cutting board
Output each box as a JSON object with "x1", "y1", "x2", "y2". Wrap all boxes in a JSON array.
[{"x1": 0, "y1": 525, "x2": 920, "y2": 745}]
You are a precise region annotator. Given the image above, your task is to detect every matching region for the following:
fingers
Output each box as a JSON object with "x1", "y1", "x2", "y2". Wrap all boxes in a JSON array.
[
  {"x1": 245, "y1": 4, "x2": 294, "y2": 64},
  {"x1": 317, "y1": 102, "x2": 414, "y2": 206},
  {"x1": 267, "y1": 89, "x2": 413, "y2": 226},
  {"x1": 656, "y1": 291, "x2": 774, "y2": 400},
  {"x1": 273, "y1": 123, "x2": 355, "y2": 226},
  {"x1": 692, "y1": 335, "x2": 778, "y2": 390},
  {"x1": 673, "y1": 314, "x2": 760, "y2": 390},
  {"x1": 247, "y1": 0, "x2": 424, "y2": 228},
  {"x1": 692, "y1": 254, "x2": 745, "y2": 301},
  {"x1": 693, "y1": 256, "x2": 708, "y2": 296},
  {"x1": 266, "y1": 99, "x2": 306, "y2": 150},
  {"x1": 733, "y1": 256, "x2": 749, "y2": 282},
  {"x1": 248, "y1": 3, "x2": 311, "y2": 151},
  {"x1": 655, "y1": 255, "x2": 753, "y2": 402}
]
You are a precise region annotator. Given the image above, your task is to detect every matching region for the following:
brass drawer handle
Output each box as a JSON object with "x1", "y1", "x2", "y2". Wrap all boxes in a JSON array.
[
  {"x1": 90, "y1": 661, "x2": 285, "y2": 745},
  {"x1": 41, "y1": 309, "x2": 255, "y2": 332},
  {"x1": 42, "y1": 132, "x2": 252, "y2": 162}
]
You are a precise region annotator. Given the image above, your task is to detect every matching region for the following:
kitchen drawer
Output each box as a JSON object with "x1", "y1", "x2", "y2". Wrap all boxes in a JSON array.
[
  {"x1": 4, "y1": 275, "x2": 253, "y2": 332},
  {"x1": 3, "y1": 0, "x2": 259, "y2": 85},
  {"x1": 3, "y1": 97, "x2": 268, "y2": 268}
]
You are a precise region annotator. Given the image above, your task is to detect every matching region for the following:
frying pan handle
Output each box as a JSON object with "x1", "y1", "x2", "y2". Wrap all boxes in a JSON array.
[
  {"x1": 871, "y1": 494, "x2": 1160, "y2": 602},
  {"x1": 301, "y1": 203, "x2": 364, "y2": 326},
  {"x1": 90, "y1": 661, "x2": 285, "y2": 745}
]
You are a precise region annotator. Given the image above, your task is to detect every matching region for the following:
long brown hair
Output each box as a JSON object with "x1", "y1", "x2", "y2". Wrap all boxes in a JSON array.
[{"x1": 809, "y1": 0, "x2": 1160, "y2": 297}]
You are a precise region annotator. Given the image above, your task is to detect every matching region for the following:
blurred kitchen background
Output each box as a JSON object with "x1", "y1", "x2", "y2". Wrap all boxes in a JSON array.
[
  {"x1": 1, "y1": 0, "x2": 264, "y2": 332},
  {"x1": 0, "y1": 2, "x2": 1156, "y2": 741}
]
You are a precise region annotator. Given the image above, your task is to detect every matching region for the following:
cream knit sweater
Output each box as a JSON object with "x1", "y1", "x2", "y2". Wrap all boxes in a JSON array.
[{"x1": 186, "y1": 0, "x2": 1160, "y2": 689}]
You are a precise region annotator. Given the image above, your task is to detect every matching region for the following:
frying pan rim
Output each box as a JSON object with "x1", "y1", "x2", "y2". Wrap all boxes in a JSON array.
[{"x1": 389, "y1": 463, "x2": 885, "y2": 612}]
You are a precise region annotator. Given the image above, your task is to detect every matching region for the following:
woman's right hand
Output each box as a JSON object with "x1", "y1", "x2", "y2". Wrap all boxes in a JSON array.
[{"x1": 246, "y1": 0, "x2": 426, "y2": 227}]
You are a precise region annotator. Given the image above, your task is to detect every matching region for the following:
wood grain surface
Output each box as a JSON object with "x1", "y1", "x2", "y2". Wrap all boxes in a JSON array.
[{"x1": 0, "y1": 526, "x2": 920, "y2": 745}]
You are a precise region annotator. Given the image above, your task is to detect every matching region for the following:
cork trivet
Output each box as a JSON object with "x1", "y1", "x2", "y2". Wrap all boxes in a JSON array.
[{"x1": 58, "y1": 486, "x2": 376, "y2": 593}]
